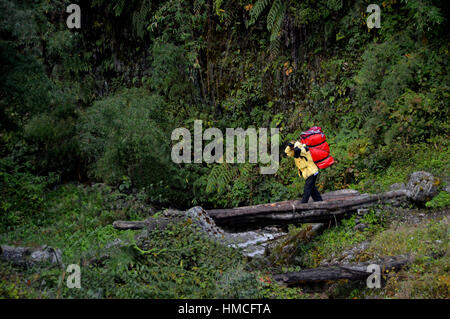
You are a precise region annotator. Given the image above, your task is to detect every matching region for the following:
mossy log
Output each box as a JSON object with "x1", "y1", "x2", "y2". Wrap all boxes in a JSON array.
[{"x1": 273, "y1": 255, "x2": 415, "y2": 286}]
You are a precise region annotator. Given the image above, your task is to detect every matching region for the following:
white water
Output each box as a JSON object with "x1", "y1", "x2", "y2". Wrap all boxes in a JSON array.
[{"x1": 224, "y1": 228, "x2": 287, "y2": 258}]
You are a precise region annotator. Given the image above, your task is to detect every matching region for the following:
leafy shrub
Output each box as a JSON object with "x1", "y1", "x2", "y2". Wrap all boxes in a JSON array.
[
  {"x1": 59, "y1": 222, "x2": 246, "y2": 299},
  {"x1": 0, "y1": 42, "x2": 52, "y2": 131},
  {"x1": 77, "y1": 88, "x2": 191, "y2": 205},
  {"x1": 0, "y1": 158, "x2": 58, "y2": 232},
  {"x1": 425, "y1": 191, "x2": 450, "y2": 209}
]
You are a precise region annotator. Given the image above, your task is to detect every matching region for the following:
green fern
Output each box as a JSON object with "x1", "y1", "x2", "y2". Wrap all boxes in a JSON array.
[
  {"x1": 194, "y1": 0, "x2": 203, "y2": 14},
  {"x1": 248, "y1": 0, "x2": 271, "y2": 26},
  {"x1": 206, "y1": 163, "x2": 238, "y2": 194},
  {"x1": 132, "y1": 0, "x2": 152, "y2": 38},
  {"x1": 270, "y1": 2, "x2": 285, "y2": 41},
  {"x1": 269, "y1": 36, "x2": 281, "y2": 58},
  {"x1": 248, "y1": 0, "x2": 287, "y2": 57},
  {"x1": 266, "y1": 0, "x2": 282, "y2": 31},
  {"x1": 238, "y1": 163, "x2": 254, "y2": 177},
  {"x1": 213, "y1": 0, "x2": 224, "y2": 16}
]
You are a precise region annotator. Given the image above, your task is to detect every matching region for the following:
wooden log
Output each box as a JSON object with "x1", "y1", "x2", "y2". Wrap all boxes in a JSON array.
[
  {"x1": 113, "y1": 217, "x2": 184, "y2": 231},
  {"x1": 207, "y1": 190, "x2": 407, "y2": 230},
  {"x1": 112, "y1": 220, "x2": 148, "y2": 230},
  {"x1": 273, "y1": 255, "x2": 415, "y2": 286}
]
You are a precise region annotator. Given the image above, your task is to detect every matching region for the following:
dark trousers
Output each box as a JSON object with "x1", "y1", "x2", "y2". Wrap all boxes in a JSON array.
[{"x1": 301, "y1": 173, "x2": 323, "y2": 203}]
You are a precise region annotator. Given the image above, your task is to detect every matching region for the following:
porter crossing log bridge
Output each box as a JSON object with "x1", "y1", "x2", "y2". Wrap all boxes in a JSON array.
[{"x1": 206, "y1": 189, "x2": 408, "y2": 230}]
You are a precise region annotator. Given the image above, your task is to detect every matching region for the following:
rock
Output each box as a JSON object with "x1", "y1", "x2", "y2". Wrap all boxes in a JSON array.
[
  {"x1": 390, "y1": 183, "x2": 406, "y2": 191},
  {"x1": 0, "y1": 245, "x2": 62, "y2": 268},
  {"x1": 406, "y1": 171, "x2": 439, "y2": 203},
  {"x1": 357, "y1": 208, "x2": 369, "y2": 216},
  {"x1": 354, "y1": 223, "x2": 368, "y2": 232},
  {"x1": 186, "y1": 206, "x2": 225, "y2": 238}
]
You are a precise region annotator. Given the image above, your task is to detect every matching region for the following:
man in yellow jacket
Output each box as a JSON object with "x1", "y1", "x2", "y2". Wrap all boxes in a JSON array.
[{"x1": 285, "y1": 141, "x2": 323, "y2": 203}]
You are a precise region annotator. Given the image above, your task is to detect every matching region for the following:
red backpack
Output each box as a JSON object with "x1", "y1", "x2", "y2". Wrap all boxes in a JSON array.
[{"x1": 300, "y1": 126, "x2": 334, "y2": 169}]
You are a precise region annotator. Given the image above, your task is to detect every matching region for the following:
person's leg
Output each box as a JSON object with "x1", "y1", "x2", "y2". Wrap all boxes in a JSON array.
[
  {"x1": 301, "y1": 174, "x2": 317, "y2": 203},
  {"x1": 311, "y1": 184, "x2": 323, "y2": 201},
  {"x1": 310, "y1": 173, "x2": 323, "y2": 201}
]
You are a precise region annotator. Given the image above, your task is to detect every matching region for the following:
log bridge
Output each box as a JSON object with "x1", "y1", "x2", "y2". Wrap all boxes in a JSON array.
[{"x1": 206, "y1": 189, "x2": 408, "y2": 230}]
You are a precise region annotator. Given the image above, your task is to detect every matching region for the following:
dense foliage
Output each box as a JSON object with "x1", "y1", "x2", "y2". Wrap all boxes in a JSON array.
[{"x1": 0, "y1": 0, "x2": 449, "y2": 299}]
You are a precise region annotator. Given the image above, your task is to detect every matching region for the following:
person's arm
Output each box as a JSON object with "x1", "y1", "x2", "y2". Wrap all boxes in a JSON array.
[
  {"x1": 284, "y1": 142, "x2": 295, "y2": 157},
  {"x1": 293, "y1": 142, "x2": 308, "y2": 158}
]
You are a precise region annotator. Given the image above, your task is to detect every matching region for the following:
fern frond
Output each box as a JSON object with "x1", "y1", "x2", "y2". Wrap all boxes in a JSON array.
[
  {"x1": 266, "y1": 0, "x2": 282, "y2": 31},
  {"x1": 269, "y1": 36, "x2": 281, "y2": 58},
  {"x1": 113, "y1": 0, "x2": 126, "y2": 16},
  {"x1": 194, "y1": 0, "x2": 203, "y2": 14},
  {"x1": 238, "y1": 163, "x2": 254, "y2": 177},
  {"x1": 214, "y1": 0, "x2": 224, "y2": 16},
  {"x1": 132, "y1": 0, "x2": 152, "y2": 38},
  {"x1": 248, "y1": 0, "x2": 271, "y2": 26},
  {"x1": 206, "y1": 164, "x2": 238, "y2": 194},
  {"x1": 269, "y1": 1, "x2": 285, "y2": 41}
]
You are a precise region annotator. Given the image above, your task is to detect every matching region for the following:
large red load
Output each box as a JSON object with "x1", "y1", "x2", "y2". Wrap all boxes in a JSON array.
[{"x1": 300, "y1": 126, "x2": 334, "y2": 169}]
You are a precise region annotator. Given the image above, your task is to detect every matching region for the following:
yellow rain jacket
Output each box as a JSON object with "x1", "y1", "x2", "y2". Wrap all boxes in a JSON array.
[{"x1": 285, "y1": 141, "x2": 319, "y2": 180}]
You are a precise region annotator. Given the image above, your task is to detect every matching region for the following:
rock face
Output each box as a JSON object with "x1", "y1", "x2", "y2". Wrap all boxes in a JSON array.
[
  {"x1": 406, "y1": 171, "x2": 439, "y2": 203},
  {"x1": 0, "y1": 245, "x2": 62, "y2": 267},
  {"x1": 185, "y1": 206, "x2": 225, "y2": 238}
]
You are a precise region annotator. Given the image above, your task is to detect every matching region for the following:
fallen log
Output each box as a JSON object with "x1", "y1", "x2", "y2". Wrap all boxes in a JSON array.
[
  {"x1": 113, "y1": 217, "x2": 181, "y2": 231},
  {"x1": 207, "y1": 190, "x2": 407, "y2": 230},
  {"x1": 113, "y1": 220, "x2": 149, "y2": 230},
  {"x1": 273, "y1": 255, "x2": 415, "y2": 286},
  {"x1": 113, "y1": 207, "x2": 225, "y2": 238}
]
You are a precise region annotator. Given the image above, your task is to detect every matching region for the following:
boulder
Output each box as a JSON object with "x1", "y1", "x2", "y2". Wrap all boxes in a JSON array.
[
  {"x1": 406, "y1": 171, "x2": 439, "y2": 203},
  {"x1": 354, "y1": 223, "x2": 369, "y2": 232},
  {"x1": 0, "y1": 245, "x2": 62, "y2": 268}
]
